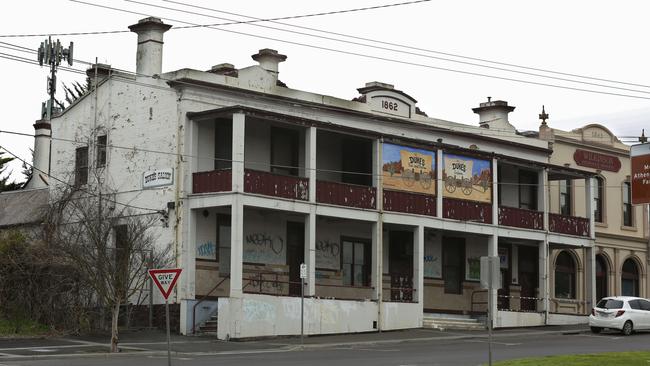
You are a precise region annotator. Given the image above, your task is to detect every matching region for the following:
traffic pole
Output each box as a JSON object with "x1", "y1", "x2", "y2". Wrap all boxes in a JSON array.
[
  {"x1": 301, "y1": 276, "x2": 304, "y2": 345},
  {"x1": 166, "y1": 298, "x2": 171, "y2": 366},
  {"x1": 488, "y1": 257, "x2": 493, "y2": 366}
]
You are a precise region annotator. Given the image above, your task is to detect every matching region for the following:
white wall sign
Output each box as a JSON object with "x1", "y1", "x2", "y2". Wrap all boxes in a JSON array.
[{"x1": 143, "y1": 168, "x2": 174, "y2": 189}]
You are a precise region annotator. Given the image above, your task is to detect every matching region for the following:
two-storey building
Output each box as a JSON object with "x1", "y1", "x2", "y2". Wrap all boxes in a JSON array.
[{"x1": 42, "y1": 17, "x2": 602, "y2": 339}]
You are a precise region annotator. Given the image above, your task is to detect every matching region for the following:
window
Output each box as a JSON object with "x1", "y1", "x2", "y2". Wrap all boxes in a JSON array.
[
  {"x1": 74, "y1": 146, "x2": 89, "y2": 186},
  {"x1": 596, "y1": 299, "x2": 623, "y2": 309},
  {"x1": 623, "y1": 181, "x2": 633, "y2": 226},
  {"x1": 341, "y1": 238, "x2": 370, "y2": 287},
  {"x1": 96, "y1": 135, "x2": 107, "y2": 167},
  {"x1": 214, "y1": 120, "x2": 232, "y2": 170},
  {"x1": 554, "y1": 251, "x2": 576, "y2": 299},
  {"x1": 519, "y1": 170, "x2": 538, "y2": 210},
  {"x1": 559, "y1": 179, "x2": 572, "y2": 215},
  {"x1": 639, "y1": 299, "x2": 650, "y2": 311},
  {"x1": 594, "y1": 177, "x2": 604, "y2": 222},
  {"x1": 629, "y1": 300, "x2": 642, "y2": 310},
  {"x1": 622, "y1": 259, "x2": 639, "y2": 297},
  {"x1": 271, "y1": 126, "x2": 299, "y2": 176}
]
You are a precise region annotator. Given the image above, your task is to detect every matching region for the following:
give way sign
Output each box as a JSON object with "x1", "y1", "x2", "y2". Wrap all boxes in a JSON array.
[{"x1": 148, "y1": 268, "x2": 182, "y2": 300}]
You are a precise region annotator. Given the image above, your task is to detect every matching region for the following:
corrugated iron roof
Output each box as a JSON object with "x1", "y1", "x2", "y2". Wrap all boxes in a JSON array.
[{"x1": 0, "y1": 188, "x2": 48, "y2": 228}]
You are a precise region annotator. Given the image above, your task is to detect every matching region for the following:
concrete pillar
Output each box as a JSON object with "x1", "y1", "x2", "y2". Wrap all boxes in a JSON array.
[
  {"x1": 436, "y1": 150, "x2": 443, "y2": 218},
  {"x1": 492, "y1": 158, "x2": 499, "y2": 224},
  {"x1": 585, "y1": 246, "x2": 596, "y2": 311},
  {"x1": 304, "y1": 211, "x2": 316, "y2": 296},
  {"x1": 585, "y1": 177, "x2": 595, "y2": 239},
  {"x1": 229, "y1": 196, "x2": 244, "y2": 298},
  {"x1": 539, "y1": 168, "x2": 549, "y2": 230},
  {"x1": 374, "y1": 139, "x2": 383, "y2": 208},
  {"x1": 232, "y1": 113, "x2": 245, "y2": 192},
  {"x1": 306, "y1": 126, "x2": 317, "y2": 202},
  {"x1": 414, "y1": 226, "x2": 425, "y2": 310},
  {"x1": 539, "y1": 240, "x2": 549, "y2": 320},
  {"x1": 488, "y1": 234, "x2": 498, "y2": 327}
]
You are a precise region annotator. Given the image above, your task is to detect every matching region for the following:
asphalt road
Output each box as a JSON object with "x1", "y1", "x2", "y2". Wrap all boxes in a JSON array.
[{"x1": 2, "y1": 329, "x2": 650, "y2": 366}]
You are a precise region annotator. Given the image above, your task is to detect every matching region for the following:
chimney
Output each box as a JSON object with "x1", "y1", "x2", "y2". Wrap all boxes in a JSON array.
[
  {"x1": 251, "y1": 48, "x2": 286, "y2": 80},
  {"x1": 208, "y1": 63, "x2": 238, "y2": 77},
  {"x1": 85, "y1": 63, "x2": 112, "y2": 89},
  {"x1": 472, "y1": 97, "x2": 516, "y2": 132},
  {"x1": 128, "y1": 17, "x2": 172, "y2": 80},
  {"x1": 26, "y1": 119, "x2": 51, "y2": 189}
]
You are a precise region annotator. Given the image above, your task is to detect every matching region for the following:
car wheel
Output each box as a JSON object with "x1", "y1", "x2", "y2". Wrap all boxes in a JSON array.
[
  {"x1": 590, "y1": 326, "x2": 602, "y2": 334},
  {"x1": 621, "y1": 321, "x2": 633, "y2": 336}
]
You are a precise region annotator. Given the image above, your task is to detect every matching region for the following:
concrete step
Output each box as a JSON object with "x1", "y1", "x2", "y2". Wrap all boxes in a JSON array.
[
  {"x1": 423, "y1": 315, "x2": 485, "y2": 331},
  {"x1": 423, "y1": 317, "x2": 479, "y2": 324}
]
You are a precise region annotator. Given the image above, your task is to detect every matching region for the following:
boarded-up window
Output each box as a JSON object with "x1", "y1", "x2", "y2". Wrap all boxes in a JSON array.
[{"x1": 96, "y1": 135, "x2": 107, "y2": 167}]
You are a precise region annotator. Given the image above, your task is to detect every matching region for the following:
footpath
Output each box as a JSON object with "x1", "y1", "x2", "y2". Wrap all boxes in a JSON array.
[{"x1": 0, "y1": 324, "x2": 589, "y2": 361}]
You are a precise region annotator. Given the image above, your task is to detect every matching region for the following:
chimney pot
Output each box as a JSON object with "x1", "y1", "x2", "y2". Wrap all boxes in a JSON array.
[
  {"x1": 128, "y1": 17, "x2": 172, "y2": 79},
  {"x1": 209, "y1": 63, "x2": 238, "y2": 77},
  {"x1": 251, "y1": 48, "x2": 286, "y2": 76},
  {"x1": 472, "y1": 99, "x2": 516, "y2": 131}
]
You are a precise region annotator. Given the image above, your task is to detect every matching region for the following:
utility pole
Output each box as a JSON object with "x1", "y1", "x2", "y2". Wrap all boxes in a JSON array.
[{"x1": 37, "y1": 36, "x2": 74, "y2": 120}]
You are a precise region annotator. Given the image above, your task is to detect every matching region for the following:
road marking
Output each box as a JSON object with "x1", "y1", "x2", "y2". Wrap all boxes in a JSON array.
[
  {"x1": 464, "y1": 340, "x2": 521, "y2": 346},
  {"x1": 147, "y1": 356, "x2": 194, "y2": 361}
]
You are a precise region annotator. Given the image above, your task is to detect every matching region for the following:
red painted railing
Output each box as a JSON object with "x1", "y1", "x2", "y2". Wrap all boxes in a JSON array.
[
  {"x1": 316, "y1": 180, "x2": 376, "y2": 209},
  {"x1": 549, "y1": 213, "x2": 590, "y2": 237},
  {"x1": 443, "y1": 198, "x2": 492, "y2": 224},
  {"x1": 193, "y1": 169, "x2": 232, "y2": 194},
  {"x1": 499, "y1": 206, "x2": 544, "y2": 230},
  {"x1": 383, "y1": 190, "x2": 436, "y2": 216},
  {"x1": 244, "y1": 169, "x2": 309, "y2": 201}
]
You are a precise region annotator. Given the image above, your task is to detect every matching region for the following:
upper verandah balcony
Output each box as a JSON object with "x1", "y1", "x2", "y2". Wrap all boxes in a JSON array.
[{"x1": 188, "y1": 108, "x2": 595, "y2": 238}]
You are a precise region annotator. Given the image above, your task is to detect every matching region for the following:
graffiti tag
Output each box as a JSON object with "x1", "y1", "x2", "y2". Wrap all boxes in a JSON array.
[
  {"x1": 245, "y1": 233, "x2": 284, "y2": 255},
  {"x1": 316, "y1": 239, "x2": 340, "y2": 258}
]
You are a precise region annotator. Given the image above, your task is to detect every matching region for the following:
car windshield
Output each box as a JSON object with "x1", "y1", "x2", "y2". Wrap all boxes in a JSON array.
[{"x1": 596, "y1": 299, "x2": 624, "y2": 309}]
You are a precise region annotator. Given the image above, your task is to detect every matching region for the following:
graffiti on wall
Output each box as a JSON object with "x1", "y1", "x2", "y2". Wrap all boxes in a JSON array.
[
  {"x1": 243, "y1": 232, "x2": 285, "y2": 264},
  {"x1": 196, "y1": 241, "x2": 216, "y2": 259},
  {"x1": 382, "y1": 143, "x2": 436, "y2": 195},
  {"x1": 443, "y1": 153, "x2": 491, "y2": 203},
  {"x1": 423, "y1": 235, "x2": 442, "y2": 278},
  {"x1": 316, "y1": 239, "x2": 341, "y2": 270}
]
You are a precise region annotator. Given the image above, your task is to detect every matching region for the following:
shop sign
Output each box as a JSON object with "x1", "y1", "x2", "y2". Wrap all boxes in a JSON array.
[
  {"x1": 143, "y1": 168, "x2": 174, "y2": 189},
  {"x1": 573, "y1": 149, "x2": 621, "y2": 172},
  {"x1": 631, "y1": 143, "x2": 650, "y2": 204}
]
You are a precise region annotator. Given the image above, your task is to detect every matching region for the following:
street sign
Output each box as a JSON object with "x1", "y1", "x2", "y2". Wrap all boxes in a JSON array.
[
  {"x1": 149, "y1": 268, "x2": 182, "y2": 300},
  {"x1": 631, "y1": 143, "x2": 650, "y2": 204},
  {"x1": 480, "y1": 256, "x2": 501, "y2": 290},
  {"x1": 300, "y1": 263, "x2": 307, "y2": 279}
]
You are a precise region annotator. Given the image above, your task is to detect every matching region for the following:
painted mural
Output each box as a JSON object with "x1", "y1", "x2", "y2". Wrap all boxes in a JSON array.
[
  {"x1": 443, "y1": 153, "x2": 491, "y2": 203},
  {"x1": 382, "y1": 143, "x2": 436, "y2": 195}
]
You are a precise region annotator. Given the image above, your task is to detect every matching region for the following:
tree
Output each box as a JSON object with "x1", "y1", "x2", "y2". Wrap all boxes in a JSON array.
[
  {"x1": 44, "y1": 181, "x2": 169, "y2": 352},
  {"x1": 0, "y1": 150, "x2": 20, "y2": 192}
]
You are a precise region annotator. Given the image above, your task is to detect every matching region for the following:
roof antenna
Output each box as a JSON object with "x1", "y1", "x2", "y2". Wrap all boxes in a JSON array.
[{"x1": 640, "y1": 129, "x2": 647, "y2": 143}]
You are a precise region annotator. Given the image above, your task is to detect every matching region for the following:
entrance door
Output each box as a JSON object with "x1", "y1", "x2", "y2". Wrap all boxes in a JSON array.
[
  {"x1": 518, "y1": 246, "x2": 538, "y2": 311},
  {"x1": 498, "y1": 245, "x2": 511, "y2": 310},
  {"x1": 596, "y1": 255, "x2": 608, "y2": 302},
  {"x1": 389, "y1": 231, "x2": 413, "y2": 301},
  {"x1": 286, "y1": 221, "x2": 304, "y2": 296},
  {"x1": 442, "y1": 237, "x2": 465, "y2": 295}
]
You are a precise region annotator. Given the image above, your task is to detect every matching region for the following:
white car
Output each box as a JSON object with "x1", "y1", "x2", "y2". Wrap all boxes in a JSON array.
[{"x1": 589, "y1": 296, "x2": 650, "y2": 335}]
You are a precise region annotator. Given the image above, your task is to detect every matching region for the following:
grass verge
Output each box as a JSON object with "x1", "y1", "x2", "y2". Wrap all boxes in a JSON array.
[
  {"x1": 0, "y1": 317, "x2": 50, "y2": 337},
  {"x1": 492, "y1": 351, "x2": 650, "y2": 366}
]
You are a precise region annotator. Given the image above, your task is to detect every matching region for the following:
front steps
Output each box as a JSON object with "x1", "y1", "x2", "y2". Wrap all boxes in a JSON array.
[
  {"x1": 423, "y1": 313, "x2": 486, "y2": 331},
  {"x1": 196, "y1": 314, "x2": 218, "y2": 335}
]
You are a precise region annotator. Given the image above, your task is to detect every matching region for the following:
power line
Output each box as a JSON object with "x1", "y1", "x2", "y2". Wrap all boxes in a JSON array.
[
  {"x1": 0, "y1": 129, "x2": 637, "y2": 189},
  {"x1": 160, "y1": 0, "x2": 650, "y2": 90},
  {"x1": 65, "y1": 1, "x2": 650, "y2": 101},
  {"x1": 0, "y1": 144, "x2": 162, "y2": 213},
  {"x1": 124, "y1": 0, "x2": 650, "y2": 96},
  {"x1": 0, "y1": 0, "x2": 430, "y2": 38}
]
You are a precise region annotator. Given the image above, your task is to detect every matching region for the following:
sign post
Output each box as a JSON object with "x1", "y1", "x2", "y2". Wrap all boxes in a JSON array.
[
  {"x1": 481, "y1": 256, "x2": 500, "y2": 366},
  {"x1": 300, "y1": 263, "x2": 307, "y2": 345},
  {"x1": 149, "y1": 268, "x2": 182, "y2": 366},
  {"x1": 631, "y1": 143, "x2": 650, "y2": 205}
]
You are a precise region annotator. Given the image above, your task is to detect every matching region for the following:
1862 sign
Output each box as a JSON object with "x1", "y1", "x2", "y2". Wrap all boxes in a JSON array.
[{"x1": 573, "y1": 149, "x2": 621, "y2": 172}]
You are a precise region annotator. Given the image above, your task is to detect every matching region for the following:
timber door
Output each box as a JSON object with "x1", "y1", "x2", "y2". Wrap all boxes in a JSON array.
[
  {"x1": 442, "y1": 237, "x2": 465, "y2": 294},
  {"x1": 389, "y1": 230, "x2": 413, "y2": 301},
  {"x1": 518, "y1": 246, "x2": 538, "y2": 311},
  {"x1": 286, "y1": 221, "x2": 304, "y2": 296}
]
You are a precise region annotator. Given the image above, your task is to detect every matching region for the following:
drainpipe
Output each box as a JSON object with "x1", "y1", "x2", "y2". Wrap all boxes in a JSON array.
[{"x1": 173, "y1": 89, "x2": 184, "y2": 304}]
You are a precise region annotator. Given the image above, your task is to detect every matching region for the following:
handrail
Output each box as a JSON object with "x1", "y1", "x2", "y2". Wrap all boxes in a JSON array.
[
  {"x1": 192, "y1": 274, "x2": 229, "y2": 334},
  {"x1": 471, "y1": 289, "x2": 488, "y2": 313}
]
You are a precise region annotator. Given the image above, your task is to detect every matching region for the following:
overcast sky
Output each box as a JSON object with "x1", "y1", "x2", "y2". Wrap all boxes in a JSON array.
[{"x1": 2, "y1": 0, "x2": 650, "y2": 182}]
